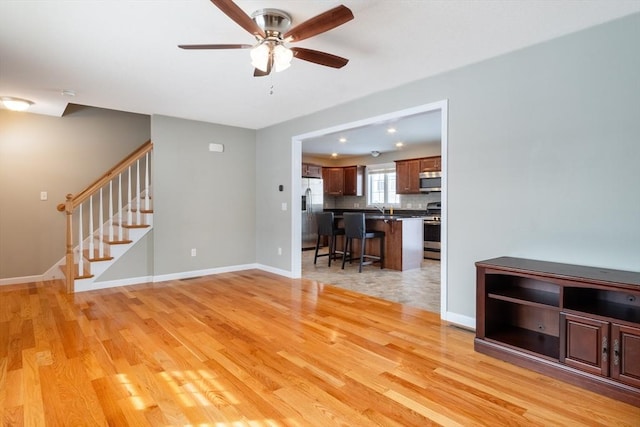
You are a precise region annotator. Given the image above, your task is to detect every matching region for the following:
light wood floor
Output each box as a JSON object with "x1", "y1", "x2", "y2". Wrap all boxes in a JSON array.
[{"x1": 1, "y1": 271, "x2": 638, "y2": 426}]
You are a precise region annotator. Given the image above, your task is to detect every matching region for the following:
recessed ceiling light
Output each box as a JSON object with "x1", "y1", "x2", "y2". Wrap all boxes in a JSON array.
[
  {"x1": 1, "y1": 96, "x2": 33, "y2": 112},
  {"x1": 331, "y1": 153, "x2": 338, "y2": 158},
  {"x1": 395, "y1": 142, "x2": 404, "y2": 147},
  {"x1": 387, "y1": 127, "x2": 396, "y2": 134},
  {"x1": 61, "y1": 89, "x2": 76, "y2": 97},
  {"x1": 339, "y1": 137, "x2": 347, "y2": 143}
]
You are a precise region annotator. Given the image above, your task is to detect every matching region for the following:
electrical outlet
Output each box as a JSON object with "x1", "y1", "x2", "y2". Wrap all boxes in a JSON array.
[
  {"x1": 354, "y1": 203, "x2": 359, "y2": 208},
  {"x1": 278, "y1": 247, "x2": 282, "y2": 255},
  {"x1": 191, "y1": 248, "x2": 197, "y2": 257}
]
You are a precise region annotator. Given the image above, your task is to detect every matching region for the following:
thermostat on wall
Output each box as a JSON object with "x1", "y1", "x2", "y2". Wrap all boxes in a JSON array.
[{"x1": 209, "y1": 143, "x2": 224, "y2": 152}]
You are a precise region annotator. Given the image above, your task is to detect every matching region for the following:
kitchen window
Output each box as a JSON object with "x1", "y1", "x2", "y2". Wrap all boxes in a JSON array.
[{"x1": 367, "y1": 163, "x2": 400, "y2": 207}]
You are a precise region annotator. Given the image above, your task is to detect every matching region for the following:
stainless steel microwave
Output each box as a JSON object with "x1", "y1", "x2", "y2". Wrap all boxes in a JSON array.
[{"x1": 419, "y1": 171, "x2": 442, "y2": 192}]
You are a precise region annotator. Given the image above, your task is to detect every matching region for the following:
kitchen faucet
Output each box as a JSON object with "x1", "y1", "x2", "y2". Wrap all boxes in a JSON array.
[{"x1": 376, "y1": 205, "x2": 385, "y2": 214}]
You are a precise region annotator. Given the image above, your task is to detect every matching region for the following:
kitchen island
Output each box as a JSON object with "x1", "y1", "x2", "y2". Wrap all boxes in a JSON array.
[{"x1": 334, "y1": 214, "x2": 424, "y2": 271}]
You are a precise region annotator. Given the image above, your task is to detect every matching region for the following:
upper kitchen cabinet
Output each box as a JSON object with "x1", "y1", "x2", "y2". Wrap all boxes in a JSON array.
[
  {"x1": 343, "y1": 166, "x2": 364, "y2": 196},
  {"x1": 302, "y1": 163, "x2": 322, "y2": 178},
  {"x1": 420, "y1": 156, "x2": 442, "y2": 172},
  {"x1": 323, "y1": 166, "x2": 364, "y2": 196},
  {"x1": 323, "y1": 167, "x2": 345, "y2": 196},
  {"x1": 395, "y1": 159, "x2": 421, "y2": 194}
]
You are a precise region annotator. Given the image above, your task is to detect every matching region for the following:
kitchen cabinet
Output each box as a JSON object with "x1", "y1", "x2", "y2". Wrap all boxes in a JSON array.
[
  {"x1": 343, "y1": 165, "x2": 364, "y2": 196},
  {"x1": 420, "y1": 156, "x2": 441, "y2": 172},
  {"x1": 323, "y1": 166, "x2": 364, "y2": 196},
  {"x1": 475, "y1": 256, "x2": 640, "y2": 406},
  {"x1": 323, "y1": 167, "x2": 344, "y2": 195},
  {"x1": 395, "y1": 159, "x2": 421, "y2": 194},
  {"x1": 302, "y1": 163, "x2": 322, "y2": 178}
]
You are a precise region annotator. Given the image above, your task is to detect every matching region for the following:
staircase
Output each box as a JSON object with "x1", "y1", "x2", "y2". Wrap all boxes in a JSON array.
[{"x1": 54, "y1": 141, "x2": 153, "y2": 293}]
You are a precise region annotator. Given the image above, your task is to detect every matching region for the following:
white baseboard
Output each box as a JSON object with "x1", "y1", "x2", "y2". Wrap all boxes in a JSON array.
[
  {"x1": 0, "y1": 274, "x2": 44, "y2": 286},
  {"x1": 256, "y1": 264, "x2": 296, "y2": 278},
  {"x1": 152, "y1": 263, "x2": 262, "y2": 283},
  {"x1": 443, "y1": 311, "x2": 476, "y2": 330},
  {"x1": 75, "y1": 275, "x2": 155, "y2": 293}
]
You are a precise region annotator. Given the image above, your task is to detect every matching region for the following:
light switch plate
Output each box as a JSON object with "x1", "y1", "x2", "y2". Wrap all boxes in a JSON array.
[
  {"x1": 281, "y1": 202, "x2": 287, "y2": 211},
  {"x1": 40, "y1": 191, "x2": 48, "y2": 201}
]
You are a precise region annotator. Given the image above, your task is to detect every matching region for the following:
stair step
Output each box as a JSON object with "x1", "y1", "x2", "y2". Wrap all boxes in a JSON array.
[
  {"x1": 112, "y1": 221, "x2": 150, "y2": 229},
  {"x1": 104, "y1": 239, "x2": 133, "y2": 245},
  {"x1": 60, "y1": 263, "x2": 94, "y2": 280}
]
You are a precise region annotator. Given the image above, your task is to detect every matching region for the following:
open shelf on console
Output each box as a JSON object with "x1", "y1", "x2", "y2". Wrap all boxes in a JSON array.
[
  {"x1": 486, "y1": 326, "x2": 559, "y2": 360},
  {"x1": 564, "y1": 287, "x2": 640, "y2": 324},
  {"x1": 485, "y1": 273, "x2": 560, "y2": 308}
]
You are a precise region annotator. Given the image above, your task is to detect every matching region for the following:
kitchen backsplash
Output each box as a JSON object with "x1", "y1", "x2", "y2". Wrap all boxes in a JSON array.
[{"x1": 326, "y1": 192, "x2": 440, "y2": 211}]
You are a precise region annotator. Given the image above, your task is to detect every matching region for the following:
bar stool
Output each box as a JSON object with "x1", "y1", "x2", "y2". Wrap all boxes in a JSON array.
[
  {"x1": 313, "y1": 212, "x2": 345, "y2": 267},
  {"x1": 341, "y1": 212, "x2": 385, "y2": 272}
]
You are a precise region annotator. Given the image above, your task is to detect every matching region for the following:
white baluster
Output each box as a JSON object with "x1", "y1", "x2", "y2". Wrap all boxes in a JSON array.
[
  {"x1": 88, "y1": 195, "x2": 94, "y2": 258},
  {"x1": 118, "y1": 174, "x2": 123, "y2": 241},
  {"x1": 127, "y1": 165, "x2": 132, "y2": 225},
  {"x1": 145, "y1": 152, "x2": 150, "y2": 211},
  {"x1": 136, "y1": 159, "x2": 141, "y2": 225},
  {"x1": 78, "y1": 203, "x2": 84, "y2": 277},
  {"x1": 109, "y1": 180, "x2": 114, "y2": 242},
  {"x1": 98, "y1": 187, "x2": 104, "y2": 258}
]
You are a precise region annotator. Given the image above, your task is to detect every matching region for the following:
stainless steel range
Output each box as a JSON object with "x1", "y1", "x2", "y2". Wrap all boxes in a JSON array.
[{"x1": 424, "y1": 202, "x2": 441, "y2": 260}]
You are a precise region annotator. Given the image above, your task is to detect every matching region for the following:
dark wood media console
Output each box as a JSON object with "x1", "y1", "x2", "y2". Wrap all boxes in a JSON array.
[{"x1": 475, "y1": 257, "x2": 640, "y2": 407}]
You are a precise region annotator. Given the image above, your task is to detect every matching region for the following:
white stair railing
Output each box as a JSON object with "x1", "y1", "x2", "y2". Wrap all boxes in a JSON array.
[{"x1": 58, "y1": 141, "x2": 153, "y2": 292}]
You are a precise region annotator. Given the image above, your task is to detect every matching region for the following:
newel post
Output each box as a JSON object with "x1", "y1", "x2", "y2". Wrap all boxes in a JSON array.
[{"x1": 64, "y1": 193, "x2": 75, "y2": 293}]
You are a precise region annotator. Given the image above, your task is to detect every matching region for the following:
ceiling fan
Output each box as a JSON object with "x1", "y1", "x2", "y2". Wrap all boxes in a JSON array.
[{"x1": 179, "y1": 0, "x2": 354, "y2": 77}]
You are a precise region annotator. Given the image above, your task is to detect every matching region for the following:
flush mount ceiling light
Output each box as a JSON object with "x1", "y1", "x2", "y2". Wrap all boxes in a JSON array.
[
  {"x1": 395, "y1": 142, "x2": 404, "y2": 148},
  {"x1": 371, "y1": 150, "x2": 381, "y2": 157},
  {"x1": 1, "y1": 96, "x2": 34, "y2": 112},
  {"x1": 387, "y1": 127, "x2": 397, "y2": 134}
]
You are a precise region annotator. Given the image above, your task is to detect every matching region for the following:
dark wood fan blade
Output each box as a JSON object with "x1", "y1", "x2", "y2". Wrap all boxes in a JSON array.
[
  {"x1": 291, "y1": 47, "x2": 349, "y2": 68},
  {"x1": 178, "y1": 44, "x2": 252, "y2": 50},
  {"x1": 283, "y1": 5, "x2": 353, "y2": 42},
  {"x1": 210, "y1": 0, "x2": 265, "y2": 38}
]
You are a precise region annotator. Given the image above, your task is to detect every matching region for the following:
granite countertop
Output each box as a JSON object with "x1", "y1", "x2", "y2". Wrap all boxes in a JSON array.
[{"x1": 328, "y1": 209, "x2": 428, "y2": 221}]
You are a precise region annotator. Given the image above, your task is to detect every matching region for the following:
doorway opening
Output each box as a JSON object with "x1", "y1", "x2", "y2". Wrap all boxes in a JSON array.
[{"x1": 290, "y1": 100, "x2": 448, "y2": 318}]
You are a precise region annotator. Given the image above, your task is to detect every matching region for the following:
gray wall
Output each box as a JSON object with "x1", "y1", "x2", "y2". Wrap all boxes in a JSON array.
[
  {"x1": 151, "y1": 115, "x2": 256, "y2": 276},
  {"x1": 257, "y1": 13, "x2": 640, "y2": 319},
  {"x1": 0, "y1": 106, "x2": 150, "y2": 279}
]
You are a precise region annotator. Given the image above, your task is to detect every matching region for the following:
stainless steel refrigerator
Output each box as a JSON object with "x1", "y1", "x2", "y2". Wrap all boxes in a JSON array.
[{"x1": 301, "y1": 177, "x2": 324, "y2": 250}]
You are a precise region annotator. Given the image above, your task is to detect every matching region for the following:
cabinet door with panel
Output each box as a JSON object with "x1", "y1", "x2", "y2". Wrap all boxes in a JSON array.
[
  {"x1": 343, "y1": 166, "x2": 364, "y2": 196},
  {"x1": 611, "y1": 323, "x2": 640, "y2": 388},
  {"x1": 420, "y1": 156, "x2": 441, "y2": 172},
  {"x1": 561, "y1": 313, "x2": 610, "y2": 376},
  {"x1": 302, "y1": 163, "x2": 322, "y2": 178},
  {"x1": 323, "y1": 167, "x2": 344, "y2": 195},
  {"x1": 395, "y1": 159, "x2": 421, "y2": 194}
]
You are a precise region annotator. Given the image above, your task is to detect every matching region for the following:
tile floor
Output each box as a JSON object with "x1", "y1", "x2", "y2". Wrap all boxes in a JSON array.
[{"x1": 301, "y1": 248, "x2": 441, "y2": 313}]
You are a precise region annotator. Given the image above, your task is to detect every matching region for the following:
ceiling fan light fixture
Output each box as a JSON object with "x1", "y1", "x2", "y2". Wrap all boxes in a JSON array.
[
  {"x1": 250, "y1": 43, "x2": 271, "y2": 72},
  {"x1": 1, "y1": 96, "x2": 33, "y2": 112},
  {"x1": 273, "y1": 44, "x2": 293, "y2": 72}
]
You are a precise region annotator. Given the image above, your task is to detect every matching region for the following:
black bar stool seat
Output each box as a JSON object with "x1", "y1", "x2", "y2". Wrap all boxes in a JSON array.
[
  {"x1": 341, "y1": 212, "x2": 385, "y2": 272},
  {"x1": 313, "y1": 212, "x2": 345, "y2": 267}
]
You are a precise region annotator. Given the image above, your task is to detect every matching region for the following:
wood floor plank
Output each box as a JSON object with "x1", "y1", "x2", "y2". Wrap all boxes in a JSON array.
[{"x1": 0, "y1": 274, "x2": 638, "y2": 425}]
